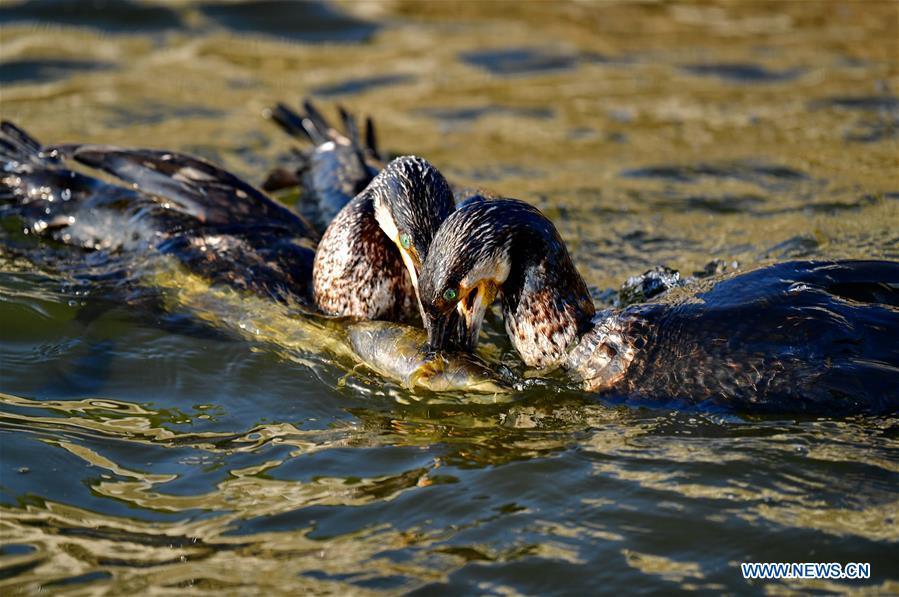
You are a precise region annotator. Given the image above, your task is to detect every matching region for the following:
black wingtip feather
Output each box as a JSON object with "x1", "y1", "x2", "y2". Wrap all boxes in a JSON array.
[
  {"x1": 337, "y1": 104, "x2": 360, "y2": 147},
  {"x1": 1, "y1": 121, "x2": 41, "y2": 151},
  {"x1": 364, "y1": 116, "x2": 379, "y2": 158},
  {"x1": 267, "y1": 97, "x2": 381, "y2": 160},
  {"x1": 300, "y1": 98, "x2": 332, "y2": 143},
  {"x1": 267, "y1": 103, "x2": 310, "y2": 141},
  {"x1": 0, "y1": 121, "x2": 45, "y2": 164}
]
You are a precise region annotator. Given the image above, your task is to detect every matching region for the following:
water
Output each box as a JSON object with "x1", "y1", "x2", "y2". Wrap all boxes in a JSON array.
[{"x1": 1, "y1": 0, "x2": 898, "y2": 593}]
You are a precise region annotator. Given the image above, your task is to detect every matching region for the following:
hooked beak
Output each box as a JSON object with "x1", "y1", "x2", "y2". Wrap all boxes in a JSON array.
[
  {"x1": 426, "y1": 311, "x2": 452, "y2": 353},
  {"x1": 425, "y1": 308, "x2": 470, "y2": 354},
  {"x1": 455, "y1": 281, "x2": 498, "y2": 352},
  {"x1": 372, "y1": 205, "x2": 429, "y2": 323},
  {"x1": 397, "y1": 247, "x2": 427, "y2": 323}
]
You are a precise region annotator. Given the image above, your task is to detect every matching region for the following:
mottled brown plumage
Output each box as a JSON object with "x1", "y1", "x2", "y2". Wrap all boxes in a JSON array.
[
  {"x1": 313, "y1": 191, "x2": 416, "y2": 320},
  {"x1": 419, "y1": 199, "x2": 594, "y2": 366},
  {"x1": 313, "y1": 155, "x2": 455, "y2": 321}
]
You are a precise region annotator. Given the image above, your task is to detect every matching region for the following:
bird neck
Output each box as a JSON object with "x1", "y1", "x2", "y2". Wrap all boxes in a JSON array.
[{"x1": 500, "y1": 235, "x2": 596, "y2": 370}]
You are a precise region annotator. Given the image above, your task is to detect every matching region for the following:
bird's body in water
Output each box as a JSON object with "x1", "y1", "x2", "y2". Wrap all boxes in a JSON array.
[
  {"x1": 0, "y1": 104, "x2": 448, "y2": 320},
  {"x1": 0, "y1": 122, "x2": 319, "y2": 305},
  {"x1": 0, "y1": 118, "x2": 501, "y2": 394},
  {"x1": 419, "y1": 198, "x2": 899, "y2": 414}
]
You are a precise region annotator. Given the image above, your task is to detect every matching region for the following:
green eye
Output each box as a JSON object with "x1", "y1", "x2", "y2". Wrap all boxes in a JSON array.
[
  {"x1": 443, "y1": 288, "x2": 458, "y2": 302},
  {"x1": 400, "y1": 234, "x2": 411, "y2": 250}
]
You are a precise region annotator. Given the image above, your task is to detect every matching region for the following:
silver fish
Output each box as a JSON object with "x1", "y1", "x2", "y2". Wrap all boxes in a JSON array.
[{"x1": 347, "y1": 321, "x2": 511, "y2": 394}]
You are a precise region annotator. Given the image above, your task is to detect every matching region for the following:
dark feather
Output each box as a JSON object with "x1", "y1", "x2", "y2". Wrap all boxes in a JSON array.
[
  {"x1": 2, "y1": 122, "x2": 318, "y2": 307},
  {"x1": 300, "y1": 98, "x2": 333, "y2": 144},
  {"x1": 52, "y1": 144, "x2": 317, "y2": 240},
  {"x1": 338, "y1": 104, "x2": 360, "y2": 147},
  {"x1": 0, "y1": 120, "x2": 57, "y2": 167},
  {"x1": 263, "y1": 99, "x2": 384, "y2": 232},
  {"x1": 267, "y1": 102, "x2": 312, "y2": 142},
  {"x1": 619, "y1": 260, "x2": 899, "y2": 414},
  {"x1": 364, "y1": 116, "x2": 379, "y2": 159},
  {"x1": 158, "y1": 229, "x2": 316, "y2": 305}
]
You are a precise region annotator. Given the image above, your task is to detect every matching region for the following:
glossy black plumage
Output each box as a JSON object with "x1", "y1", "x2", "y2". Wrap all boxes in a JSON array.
[
  {"x1": 1, "y1": 121, "x2": 317, "y2": 305},
  {"x1": 602, "y1": 260, "x2": 899, "y2": 413}
]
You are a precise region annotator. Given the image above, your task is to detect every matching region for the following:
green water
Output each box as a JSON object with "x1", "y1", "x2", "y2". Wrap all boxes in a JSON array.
[{"x1": 1, "y1": 1, "x2": 898, "y2": 593}]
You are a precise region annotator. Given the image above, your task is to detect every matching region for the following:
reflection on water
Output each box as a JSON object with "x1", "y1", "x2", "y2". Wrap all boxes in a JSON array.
[
  {"x1": 0, "y1": 0, "x2": 182, "y2": 33},
  {"x1": 1, "y1": 0, "x2": 898, "y2": 593},
  {"x1": 0, "y1": 58, "x2": 116, "y2": 85}
]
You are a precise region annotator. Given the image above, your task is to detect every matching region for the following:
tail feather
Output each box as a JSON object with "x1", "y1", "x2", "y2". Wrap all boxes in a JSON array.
[
  {"x1": 337, "y1": 104, "x2": 360, "y2": 147},
  {"x1": 300, "y1": 98, "x2": 333, "y2": 144},
  {"x1": 266, "y1": 99, "x2": 335, "y2": 146},
  {"x1": 267, "y1": 102, "x2": 311, "y2": 142},
  {"x1": 262, "y1": 98, "x2": 383, "y2": 228},
  {"x1": 364, "y1": 116, "x2": 379, "y2": 159},
  {"x1": 265, "y1": 98, "x2": 379, "y2": 159}
]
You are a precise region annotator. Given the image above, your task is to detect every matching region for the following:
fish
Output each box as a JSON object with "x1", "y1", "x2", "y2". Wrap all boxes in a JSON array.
[
  {"x1": 347, "y1": 320, "x2": 511, "y2": 395},
  {"x1": 150, "y1": 262, "x2": 511, "y2": 395}
]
